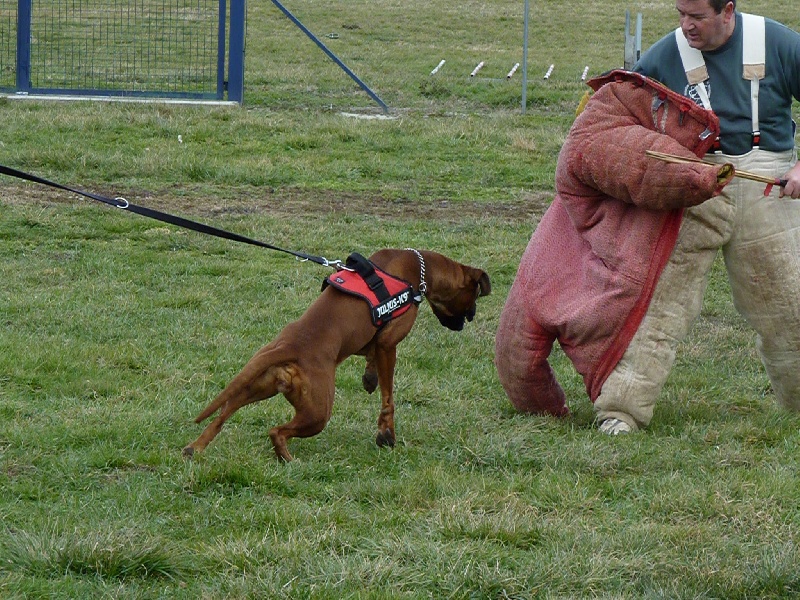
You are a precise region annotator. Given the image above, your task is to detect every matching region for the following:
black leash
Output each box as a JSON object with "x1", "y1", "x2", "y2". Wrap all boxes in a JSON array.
[{"x1": 0, "y1": 163, "x2": 346, "y2": 268}]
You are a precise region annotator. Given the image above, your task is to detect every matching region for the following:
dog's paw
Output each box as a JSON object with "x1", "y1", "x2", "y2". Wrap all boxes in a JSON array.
[
  {"x1": 181, "y1": 446, "x2": 195, "y2": 458},
  {"x1": 362, "y1": 371, "x2": 378, "y2": 394},
  {"x1": 375, "y1": 429, "x2": 395, "y2": 448},
  {"x1": 274, "y1": 448, "x2": 294, "y2": 462}
]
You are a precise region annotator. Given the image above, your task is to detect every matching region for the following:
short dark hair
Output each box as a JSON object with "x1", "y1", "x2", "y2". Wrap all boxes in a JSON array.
[{"x1": 709, "y1": 0, "x2": 735, "y2": 13}]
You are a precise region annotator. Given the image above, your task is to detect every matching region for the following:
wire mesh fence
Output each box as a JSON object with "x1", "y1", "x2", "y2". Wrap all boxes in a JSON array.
[
  {"x1": 0, "y1": 2, "x2": 15, "y2": 89},
  {"x1": 1, "y1": 0, "x2": 227, "y2": 98}
]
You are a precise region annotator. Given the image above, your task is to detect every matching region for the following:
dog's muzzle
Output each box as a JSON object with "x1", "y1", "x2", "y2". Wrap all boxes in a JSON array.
[{"x1": 435, "y1": 306, "x2": 476, "y2": 331}]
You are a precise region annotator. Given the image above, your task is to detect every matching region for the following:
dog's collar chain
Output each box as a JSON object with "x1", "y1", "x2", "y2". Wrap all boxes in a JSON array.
[{"x1": 405, "y1": 248, "x2": 427, "y2": 296}]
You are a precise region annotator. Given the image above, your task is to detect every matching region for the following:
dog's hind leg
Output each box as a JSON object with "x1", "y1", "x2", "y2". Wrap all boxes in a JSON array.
[
  {"x1": 269, "y1": 371, "x2": 334, "y2": 462},
  {"x1": 182, "y1": 360, "x2": 287, "y2": 457}
]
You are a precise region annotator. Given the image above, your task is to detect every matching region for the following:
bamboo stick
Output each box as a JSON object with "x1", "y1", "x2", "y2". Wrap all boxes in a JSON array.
[{"x1": 645, "y1": 150, "x2": 787, "y2": 187}]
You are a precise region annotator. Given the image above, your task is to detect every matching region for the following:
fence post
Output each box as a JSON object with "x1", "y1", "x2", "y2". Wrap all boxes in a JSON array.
[
  {"x1": 15, "y1": 0, "x2": 31, "y2": 92},
  {"x1": 624, "y1": 10, "x2": 642, "y2": 70},
  {"x1": 521, "y1": 0, "x2": 529, "y2": 114},
  {"x1": 217, "y1": 0, "x2": 228, "y2": 99},
  {"x1": 228, "y1": 0, "x2": 246, "y2": 103}
]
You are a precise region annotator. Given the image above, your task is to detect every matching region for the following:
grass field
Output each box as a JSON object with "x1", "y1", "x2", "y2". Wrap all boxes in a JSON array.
[{"x1": 2, "y1": 1, "x2": 800, "y2": 598}]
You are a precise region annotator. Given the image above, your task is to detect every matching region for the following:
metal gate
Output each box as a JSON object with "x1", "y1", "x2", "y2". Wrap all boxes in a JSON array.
[{"x1": 0, "y1": 0, "x2": 244, "y2": 102}]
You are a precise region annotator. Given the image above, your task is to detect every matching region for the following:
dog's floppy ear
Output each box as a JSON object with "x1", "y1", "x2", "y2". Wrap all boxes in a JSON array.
[{"x1": 476, "y1": 271, "x2": 491, "y2": 297}]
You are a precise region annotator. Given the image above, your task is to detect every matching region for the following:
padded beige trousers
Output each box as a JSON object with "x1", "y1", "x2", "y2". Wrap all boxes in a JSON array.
[{"x1": 595, "y1": 148, "x2": 800, "y2": 430}]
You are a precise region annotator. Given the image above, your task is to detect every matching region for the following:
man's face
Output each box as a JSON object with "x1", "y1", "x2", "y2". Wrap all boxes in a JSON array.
[{"x1": 676, "y1": 0, "x2": 735, "y2": 51}]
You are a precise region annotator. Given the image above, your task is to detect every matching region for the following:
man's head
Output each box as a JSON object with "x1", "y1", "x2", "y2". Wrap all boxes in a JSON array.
[{"x1": 676, "y1": 0, "x2": 736, "y2": 51}]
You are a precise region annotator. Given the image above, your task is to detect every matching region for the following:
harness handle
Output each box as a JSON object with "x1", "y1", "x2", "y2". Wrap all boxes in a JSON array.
[{"x1": 344, "y1": 252, "x2": 391, "y2": 301}]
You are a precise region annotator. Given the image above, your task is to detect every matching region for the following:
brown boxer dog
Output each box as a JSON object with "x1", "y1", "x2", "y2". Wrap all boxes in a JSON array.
[{"x1": 182, "y1": 248, "x2": 490, "y2": 461}]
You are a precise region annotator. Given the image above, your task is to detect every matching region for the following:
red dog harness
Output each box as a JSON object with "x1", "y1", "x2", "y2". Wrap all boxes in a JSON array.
[{"x1": 323, "y1": 252, "x2": 422, "y2": 327}]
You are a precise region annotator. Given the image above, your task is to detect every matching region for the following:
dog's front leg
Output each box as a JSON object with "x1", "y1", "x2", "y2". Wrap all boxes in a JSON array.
[
  {"x1": 373, "y1": 346, "x2": 397, "y2": 448},
  {"x1": 361, "y1": 346, "x2": 379, "y2": 394}
]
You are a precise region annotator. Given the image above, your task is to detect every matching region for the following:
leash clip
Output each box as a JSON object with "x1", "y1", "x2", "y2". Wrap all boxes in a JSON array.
[{"x1": 307, "y1": 256, "x2": 353, "y2": 271}]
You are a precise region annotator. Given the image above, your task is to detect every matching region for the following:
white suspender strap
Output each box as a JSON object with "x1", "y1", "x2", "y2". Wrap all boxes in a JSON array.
[
  {"x1": 741, "y1": 14, "x2": 766, "y2": 76},
  {"x1": 741, "y1": 13, "x2": 766, "y2": 147},
  {"x1": 675, "y1": 14, "x2": 766, "y2": 148},
  {"x1": 674, "y1": 27, "x2": 712, "y2": 110}
]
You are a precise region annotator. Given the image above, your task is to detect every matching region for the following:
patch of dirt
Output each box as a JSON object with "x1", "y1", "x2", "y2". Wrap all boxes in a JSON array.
[{"x1": 0, "y1": 183, "x2": 553, "y2": 223}]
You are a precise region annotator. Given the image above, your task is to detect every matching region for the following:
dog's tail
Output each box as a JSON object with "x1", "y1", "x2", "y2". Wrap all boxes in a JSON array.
[
  {"x1": 194, "y1": 390, "x2": 233, "y2": 423},
  {"x1": 194, "y1": 346, "x2": 293, "y2": 423}
]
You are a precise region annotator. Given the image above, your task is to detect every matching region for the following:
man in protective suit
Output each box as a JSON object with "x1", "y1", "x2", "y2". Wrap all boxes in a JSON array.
[{"x1": 495, "y1": 0, "x2": 800, "y2": 434}]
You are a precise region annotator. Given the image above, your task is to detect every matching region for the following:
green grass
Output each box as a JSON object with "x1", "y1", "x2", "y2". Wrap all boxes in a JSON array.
[{"x1": 1, "y1": 1, "x2": 800, "y2": 598}]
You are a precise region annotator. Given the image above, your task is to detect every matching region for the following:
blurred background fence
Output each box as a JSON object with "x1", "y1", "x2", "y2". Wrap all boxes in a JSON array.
[
  {"x1": 0, "y1": 0, "x2": 244, "y2": 101},
  {"x1": 0, "y1": 1, "x2": 797, "y2": 110}
]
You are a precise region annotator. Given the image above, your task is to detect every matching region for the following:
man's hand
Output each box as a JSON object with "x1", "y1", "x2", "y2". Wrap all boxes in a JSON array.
[{"x1": 779, "y1": 161, "x2": 800, "y2": 199}]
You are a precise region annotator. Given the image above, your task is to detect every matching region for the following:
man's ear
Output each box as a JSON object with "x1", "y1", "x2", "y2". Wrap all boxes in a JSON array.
[{"x1": 723, "y1": 2, "x2": 736, "y2": 20}]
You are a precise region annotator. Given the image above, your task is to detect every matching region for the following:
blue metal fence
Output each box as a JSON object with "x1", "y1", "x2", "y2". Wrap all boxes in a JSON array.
[
  {"x1": 0, "y1": 3, "x2": 16, "y2": 89},
  {"x1": 0, "y1": 0, "x2": 244, "y2": 102}
]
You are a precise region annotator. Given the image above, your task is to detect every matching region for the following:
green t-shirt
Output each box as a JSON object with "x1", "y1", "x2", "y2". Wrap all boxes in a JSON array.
[{"x1": 633, "y1": 13, "x2": 800, "y2": 155}]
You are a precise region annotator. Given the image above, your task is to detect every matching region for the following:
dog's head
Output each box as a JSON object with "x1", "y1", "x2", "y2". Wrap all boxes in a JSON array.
[
  {"x1": 368, "y1": 249, "x2": 491, "y2": 332},
  {"x1": 424, "y1": 257, "x2": 491, "y2": 332}
]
